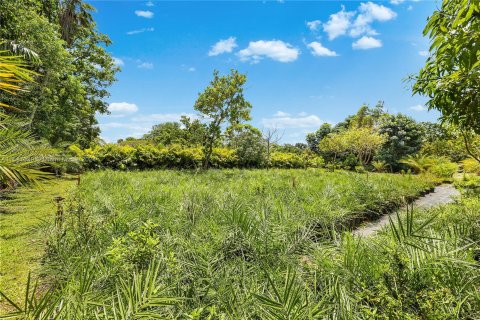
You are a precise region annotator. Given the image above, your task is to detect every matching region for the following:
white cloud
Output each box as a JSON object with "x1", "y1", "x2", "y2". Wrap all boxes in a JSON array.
[
  {"x1": 238, "y1": 40, "x2": 299, "y2": 63},
  {"x1": 135, "y1": 10, "x2": 154, "y2": 18},
  {"x1": 306, "y1": 20, "x2": 321, "y2": 31},
  {"x1": 138, "y1": 62, "x2": 154, "y2": 69},
  {"x1": 146, "y1": 1, "x2": 154, "y2": 6},
  {"x1": 323, "y1": 6, "x2": 355, "y2": 40},
  {"x1": 307, "y1": 41, "x2": 338, "y2": 57},
  {"x1": 108, "y1": 102, "x2": 138, "y2": 113},
  {"x1": 188, "y1": 67, "x2": 196, "y2": 72},
  {"x1": 126, "y1": 27, "x2": 154, "y2": 35},
  {"x1": 409, "y1": 104, "x2": 427, "y2": 112},
  {"x1": 350, "y1": 2, "x2": 397, "y2": 37},
  {"x1": 419, "y1": 50, "x2": 429, "y2": 56},
  {"x1": 262, "y1": 112, "x2": 324, "y2": 128},
  {"x1": 208, "y1": 37, "x2": 237, "y2": 56},
  {"x1": 112, "y1": 57, "x2": 124, "y2": 66},
  {"x1": 274, "y1": 111, "x2": 291, "y2": 117},
  {"x1": 407, "y1": 5, "x2": 413, "y2": 10},
  {"x1": 390, "y1": 0, "x2": 405, "y2": 4},
  {"x1": 352, "y1": 36, "x2": 382, "y2": 49}
]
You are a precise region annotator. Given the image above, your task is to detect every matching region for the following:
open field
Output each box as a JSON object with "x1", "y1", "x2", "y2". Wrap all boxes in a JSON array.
[
  {"x1": 1, "y1": 170, "x2": 479, "y2": 318},
  {"x1": 0, "y1": 179, "x2": 76, "y2": 311}
]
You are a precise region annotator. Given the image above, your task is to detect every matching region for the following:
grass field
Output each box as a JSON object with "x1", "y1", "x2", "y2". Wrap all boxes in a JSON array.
[
  {"x1": 0, "y1": 178, "x2": 76, "y2": 311},
  {"x1": 2, "y1": 170, "x2": 479, "y2": 319}
]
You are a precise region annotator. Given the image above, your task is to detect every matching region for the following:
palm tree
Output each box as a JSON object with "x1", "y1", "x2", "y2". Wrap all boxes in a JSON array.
[
  {"x1": 57, "y1": 0, "x2": 95, "y2": 45},
  {"x1": 0, "y1": 47, "x2": 58, "y2": 189}
]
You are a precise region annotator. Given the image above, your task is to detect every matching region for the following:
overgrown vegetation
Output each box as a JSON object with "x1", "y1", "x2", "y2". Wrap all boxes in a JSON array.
[{"x1": 2, "y1": 170, "x2": 480, "y2": 318}]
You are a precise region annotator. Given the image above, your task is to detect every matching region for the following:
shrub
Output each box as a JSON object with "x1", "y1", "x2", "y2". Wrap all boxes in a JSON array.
[
  {"x1": 106, "y1": 220, "x2": 162, "y2": 272},
  {"x1": 461, "y1": 158, "x2": 480, "y2": 175},
  {"x1": 269, "y1": 152, "x2": 305, "y2": 168},
  {"x1": 428, "y1": 161, "x2": 458, "y2": 179},
  {"x1": 210, "y1": 147, "x2": 238, "y2": 168}
]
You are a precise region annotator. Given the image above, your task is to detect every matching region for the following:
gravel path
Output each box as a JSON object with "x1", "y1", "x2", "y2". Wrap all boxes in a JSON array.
[{"x1": 353, "y1": 184, "x2": 460, "y2": 237}]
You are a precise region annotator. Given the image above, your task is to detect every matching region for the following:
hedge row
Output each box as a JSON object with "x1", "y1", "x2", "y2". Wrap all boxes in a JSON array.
[{"x1": 69, "y1": 144, "x2": 325, "y2": 170}]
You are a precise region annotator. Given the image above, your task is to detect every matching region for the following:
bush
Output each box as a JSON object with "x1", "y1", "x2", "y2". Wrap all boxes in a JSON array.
[
  {"x1": 210, "y1": 147, "x2": 238, "y2": 168},
  {"x1": 428, "y1": 161, "x2": 458, "y2": 179},
  {"x1": 269, "y1": 152, "x2": 305, "y2": 168},
  {"x1": 461, "y1": 158, "x2": 480, "y2": 175},
  {"x1": 73, "y1": 145, "x2": 327, "y2": 170}
]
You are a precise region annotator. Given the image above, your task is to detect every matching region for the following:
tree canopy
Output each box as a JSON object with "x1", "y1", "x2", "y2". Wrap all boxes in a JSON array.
[
  {"x1": 0, "y1": 0, "x2": 119, "y2": 147},
  {"x1": 194, "y1": 69, "x2": 252, "y2": 169},
  {"x1": 413, "y1": 0, "x2": 480, "y2": 134}
]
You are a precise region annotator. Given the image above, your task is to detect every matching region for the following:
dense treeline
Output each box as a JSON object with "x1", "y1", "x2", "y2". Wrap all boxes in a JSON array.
[
  {"x1": 0, "y1": 0, "x2": 118, "y2": 147},
  {"x1": 81, "y1": 101, "x2": 478, "y2": 176}
]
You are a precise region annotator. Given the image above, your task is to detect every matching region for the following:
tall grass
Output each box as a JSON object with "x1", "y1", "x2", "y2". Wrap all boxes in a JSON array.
[{"x1": 2, "y1": 169, "x2": 478, "y2": 319}]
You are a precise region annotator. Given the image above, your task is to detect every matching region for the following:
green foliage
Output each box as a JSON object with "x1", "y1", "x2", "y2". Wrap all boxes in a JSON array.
[
  {"x1": 376, "y1": 114, "x2": 424, "y2": 170},
  {"x1": 428, "y1": 161, "x2": 458, "y2": 179},
  {"x1": 227, "y1": 124, "x2": 266, "y2": 167},
  {"x1": 142, "y1": 117, "x2": 208, "y2": 148},
  {"x1": 400, "y1": 155, "x2": 458, "y2": 179},
  {"x1": 462, "y1": 158, "x2": 480, "y2": 174},
  {"x1": 320, "y1": 127, "x2": 386, "y2": 168},
  {"x1": 194, "y1": 70, "x2": 252, "y2": 169},
  {"x1": 269, "y1": 152, "x2": 304, "y2": 168},
  {"x1": 5, "y1": 170, "x2": 479, "y2": 319},
  {"x1": 413, "y1": 0, "x2": 480, "y2": 133},
  {"x1": 0, "y1": 0, "x2": 119, "y2": 147},
  {"x1": 371, "y1": 160, "x2": 388, "y2": 172},
  {"x1": 107, "y1": 220, "x2": 162, "y2": 272},
  {"x1": 305, "y1": 123, "x2": 332, "y2": 153},
  {"x1": 71, "y1": 144, "x2": 326, "y2": 170}
]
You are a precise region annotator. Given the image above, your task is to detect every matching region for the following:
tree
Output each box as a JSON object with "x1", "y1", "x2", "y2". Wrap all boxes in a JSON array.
[
  {"x1": 194, "y1": 70, "x2": 252, "y2": 169},
  {"x1": 227, "y1": 124, "x2": 265, "y2": 167},
  {"x1": 318, "y1": 133, "x2": 348, "y2": 171},
  {"x1": 0, "y1": 0, "x2": 119, "y2": 147},
  {"x1": 306, "y1": 123, "x2": 331, "y2": 153},
  {"x1": 143, "y1": 122, "x2": 185, "y2": 145},
  {"x1": 0, "y1": 49, "x2": 57, "y2": 188},
  {"x1": 179, "y1": 116, "x2": 207, "y2": 146},
  {"x1": 375, "y1": 114, "x2": 424, "y2": 171},
  {"x1": 343, "y1": 127, "x2": 386, "y2": 166},
  {"x1": 412, "y1": 0, "x2": 480, "y2": 134},
  {"x1": 262, "y1": 127, "x2": 283, "y2": 168}
]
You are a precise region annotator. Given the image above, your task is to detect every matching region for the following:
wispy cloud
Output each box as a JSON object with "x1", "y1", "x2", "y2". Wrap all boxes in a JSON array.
[
  {"x1": 238, "y1": 40, "x2": 299, "y2": 63},
  {"x1": 146, "y1": 1, "x2": 154, "y2": 7},
  {"x1": 135, "y1": 10, "x2": 154, "y2": 18},
  {"x1": 126, "y1": 27, "x2": 154, "y2": 35},
  {"x1": 307, "y1": 41, "x2": 338, "y2": 57},
  {"x1": 108, "y1": 102, "x2": 138, "y2": 113},
  {"x1": 409, "y1": 104, "x2": 427, "y2": 112},
  {"x1": 138, "y1": 62, "x2": 154, "y2": 69},
  {"x1": 350, "y1": 2, "x2": 397, "y2": 37},
  {"x1": 112, "y1": 57, "x2": 124, "y2": 66},
  {"x1": 306, "y1": 20, "x2": 321, "y2": 31},
  {"x1": 208, "y1": 37, "x2": 238, "y2": 56},
  {"x1": 262, "y1": 111, "x2": 323, "y2": 128},
  {"x1": 352, "y1": 36, "x2": 382, "y2": 49},
  {"x1": 419, "y1": 50, "x2": 429, "y2": 56}
]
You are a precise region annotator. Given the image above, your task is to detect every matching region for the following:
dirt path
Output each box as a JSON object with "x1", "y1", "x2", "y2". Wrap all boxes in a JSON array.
[{"x1": 353, "y1": 184, "x2": 460, "y2": 237}]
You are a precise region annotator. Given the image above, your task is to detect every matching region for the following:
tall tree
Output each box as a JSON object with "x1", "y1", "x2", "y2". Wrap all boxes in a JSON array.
[
  {"x1": 375, "y1": 114, "x2": 423, "y2": 170},
  {"x1": 412, "y1": 0, "x2": 480, "y2": 134},
  {"x1": 0, "y1": 0, "x2": 119, "y2": 147},
  {"x1": 306, "y1": 123, "x2": 331, "y2": 153},
  {"x1": 194, "y1": 70, "x2": 252, "y2": 169}
]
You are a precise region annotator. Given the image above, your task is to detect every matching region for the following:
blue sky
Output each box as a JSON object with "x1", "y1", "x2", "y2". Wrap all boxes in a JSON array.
[{"x1": 92, "y1": 0, "x2": 438, "y2": 143}]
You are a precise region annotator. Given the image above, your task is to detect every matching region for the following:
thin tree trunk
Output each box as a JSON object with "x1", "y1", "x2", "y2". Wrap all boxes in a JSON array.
[{"x1": 461, "y1": 130, "x2": 480, "y2": 164}]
